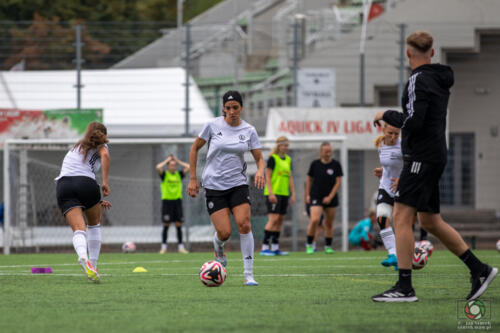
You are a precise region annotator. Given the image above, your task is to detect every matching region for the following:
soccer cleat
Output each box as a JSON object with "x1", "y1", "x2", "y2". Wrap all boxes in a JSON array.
[
  {"x1": 159, "y1": 248, "x2": 167, "y2": 254},
  {"x1": 214, "y1": 251, "x2": 227, "y2": 267},
  {"x1": 273, "y1": 249, "x2": 289, "y2": 256},
  {"x1": 260, "y1": 249, "x2": 276, "y2": 256},
  {"x1": 324, "y1": 247, "x2": 335, "y2": 254},
  {"x1": 372, "y1": 283, "x2": 418, "y2": 302},
  {"x1": 245, "y1": 276, "x2": 259, "y2": 286},
  {"x1": 306, "y1": 245, "x2": 314, "y2": 254},
  {"x1": 381, "y1": 254, "x2": 398, "y2": 268},
  {"x1": 466, "y1": 265, "x2": 498, "y2": 301},
  {"x1": 78, "y1": 258, "x2": 100, "y2": 283},
  {"x1": 178, "y1": 248, "x2": 189, "y2": 254}
]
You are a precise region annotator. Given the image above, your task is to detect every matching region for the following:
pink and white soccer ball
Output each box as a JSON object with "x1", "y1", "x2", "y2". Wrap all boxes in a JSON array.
[
  {"x1": 496, "y1": 239, "x2": 500, "y2": 252},
  {"x1": 412, "y1": 247, "x2": 428, "y2": 270},
  {"x1": 199, "y1": 260, "x2": 227, "y2": 287},
  {"x1": 418, "y1": 240, "x2": 434, "y2": 257},
  {"x1": 122, "y1": 241, "x2": 136, "y2": 253}
]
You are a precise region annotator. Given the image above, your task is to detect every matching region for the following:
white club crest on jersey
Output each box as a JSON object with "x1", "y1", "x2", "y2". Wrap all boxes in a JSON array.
[{"x1": 327, "y1": 169, "x2": 334, "y2": 175}]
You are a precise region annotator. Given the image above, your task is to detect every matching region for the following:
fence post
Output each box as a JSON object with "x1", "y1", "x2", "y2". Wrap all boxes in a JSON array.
[
  {"x1": 74, "y1": 25, "x2": 83, "y2": 110},
  {"x1": 3, "y1": 141, "x2": 11, "y2": 255},
  {"x1": 397, "y1": 23, "x2": 406, "y2": 106}
]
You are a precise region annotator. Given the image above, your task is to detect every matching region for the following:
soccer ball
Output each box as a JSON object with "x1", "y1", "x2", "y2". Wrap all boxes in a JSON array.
[
  {"x1": 199, "y1": 260, "x2": 226, "y2": 287},
  {"x1": 418, "y1": 240, "x2": 434, "y2": 257},
  {"x1": 122, "y1": 241, "x2": 136, "y2": 253},
  {"x1": 496, "y1": 239, "x2": 500, "y2": 252},
  {"x1": 412, "y1": 247, "x2": 428, "y2": 270}
]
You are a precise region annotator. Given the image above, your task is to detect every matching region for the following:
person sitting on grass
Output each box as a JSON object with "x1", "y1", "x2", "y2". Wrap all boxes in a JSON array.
[{"x1": 348, "y1": 210, "x2": 377, "y2": 251}]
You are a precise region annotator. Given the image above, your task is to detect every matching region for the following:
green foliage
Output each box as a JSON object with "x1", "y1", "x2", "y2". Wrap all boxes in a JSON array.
[
  {"x1": 0, "y1": 250, "x2": 499, "y2": 332},
  {"x1": 0, "y1": 0, "x2": 223, "y2": 69}
]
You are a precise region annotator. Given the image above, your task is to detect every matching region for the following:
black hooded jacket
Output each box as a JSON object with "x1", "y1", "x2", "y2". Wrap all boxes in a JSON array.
[{"x1": 383, "y1": 64, "x2": 454, "y2": 164}]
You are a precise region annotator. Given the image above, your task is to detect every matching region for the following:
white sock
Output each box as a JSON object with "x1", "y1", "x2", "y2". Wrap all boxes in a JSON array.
[
  {"x1": 271, "y1": 243, "x2": 279, "y2": 251},
  {"x1": 213, "y1": 232, "x2": 225, "y2": 257},
  {"x1": 73, "y1": 230, "x2": 88, "y2": 260},
  {"x1": 87, "y1": 224, "x2": 102, "y2": 268},
  {"x1": 161, "y1": 243, "x2": 167, "y2": 250},
  {"x1": 178, "y1": 243, "x2": 185, "y2": 250},
  {"x1": 380, "y1": 227, "x2": 396, "y2": 256},
  {"x1": 240, "y1": 232, "x2": 254, "y2": 276},
  {"x1": 312, "y1": 241, "x2": 317, "y2": 250},
  {"x1": 261, "y1": 244, "x2": 269, "y2": 251}
]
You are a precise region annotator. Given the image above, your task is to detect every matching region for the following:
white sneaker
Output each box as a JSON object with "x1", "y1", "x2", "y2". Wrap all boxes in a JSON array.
[
  {"x1": 245, "y1": 275, "x2": 258, "y2": 286},
  {"x1": 78, "y1": 257, "x2": 100, "y2": 283}
]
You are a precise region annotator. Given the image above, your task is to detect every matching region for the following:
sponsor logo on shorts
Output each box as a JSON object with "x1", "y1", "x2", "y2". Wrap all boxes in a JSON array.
[
  {"x1": 164, "y1": 214, "x2": 170, "y2": 221},
  {"x1": 208, "y1": 201, "x2": 214, "y2": 209},
  {"x1": 327, "y1": 169, "x2": 334, "y2": 175},
  {"x1": 312, "y1": 200, "x2": 317, "y2": 204},
  {"x1": 395, "y1": 191, "x2": 399, "y2": 197},
  {"x1": 378, "y1": 194, "x2": 383, "y2": 200}
]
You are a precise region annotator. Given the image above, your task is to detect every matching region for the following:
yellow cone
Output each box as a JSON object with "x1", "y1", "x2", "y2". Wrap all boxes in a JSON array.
[{"x1": 133, "y1": 267, "x2": 148, "y2": 273}]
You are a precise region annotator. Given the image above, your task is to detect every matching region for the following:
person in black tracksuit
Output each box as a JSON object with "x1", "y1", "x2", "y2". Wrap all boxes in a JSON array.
[{"x1": 371, "y1": 31, "x2": 497, "y2": 303}]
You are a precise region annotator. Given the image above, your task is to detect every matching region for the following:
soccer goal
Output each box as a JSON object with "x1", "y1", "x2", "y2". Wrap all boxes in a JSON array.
[{"x1": 2, "y1": 136, "x2": 348, "y2": 255}]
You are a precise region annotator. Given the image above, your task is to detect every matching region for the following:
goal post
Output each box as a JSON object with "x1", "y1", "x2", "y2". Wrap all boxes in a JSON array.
[{"x1": 2, "y1": 136, "x2": 348, "y2": 255}]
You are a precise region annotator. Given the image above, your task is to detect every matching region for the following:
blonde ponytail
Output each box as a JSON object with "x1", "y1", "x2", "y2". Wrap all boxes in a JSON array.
[
  {"x1": 270, "y1": 136, "x2": 289, "y2": 156},
  {"x1": 374, "y1": 135, "x2": 385, "y2": 148}
]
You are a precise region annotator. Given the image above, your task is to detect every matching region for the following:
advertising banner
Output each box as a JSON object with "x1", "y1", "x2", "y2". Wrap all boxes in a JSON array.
[
  {"x1": 266, "y1": 107, "x2": 402, "y2": 149},
  {"x1": 0, "y1": 108, "x2": 103, "y2": 143}
]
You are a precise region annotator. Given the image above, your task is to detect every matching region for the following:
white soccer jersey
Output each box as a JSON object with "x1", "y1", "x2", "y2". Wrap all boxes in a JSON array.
[
  {"x1": 378, "y1": 138, "x2": 403, "y2": 197},
  {"x1": 55, "y1": 144, "x2": 108, "y2": 181},
  {"x1": 199, "y1": 116, "x2": 262, "y2": 190}
]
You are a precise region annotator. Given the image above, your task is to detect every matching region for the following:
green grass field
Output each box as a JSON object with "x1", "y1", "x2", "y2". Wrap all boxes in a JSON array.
[{"x1": 1, "y1": 250, "x2": 499, "y2": 332}]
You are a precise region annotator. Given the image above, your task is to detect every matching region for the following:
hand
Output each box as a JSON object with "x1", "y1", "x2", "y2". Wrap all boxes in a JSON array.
[
  {"x1": 165, "y1": 156, "x2": 173, "y2": 163},
  {"x1": 390, "y1": 177, "x2": 399, "y2": 192},
  {"x1": 268, "y1": 193, "x2": 278, "y2": 204},
  {"x1": 187, "y1": 178, "x2": 200, "y2": 198},
  {"x1": 373, "y1": 167, "x2": 383, "y2": 178},
  {"x1": 101, "y1": 183, "x2": 110, "y2": 197},
  {"x1": 322, "y1": 196, "x2": 332, "y2": 205},
  {"x1": 290, "y1": 194, "x2": 296, "y2": 206},
  {"x1": 101, "y1": 201, "x2": 112, "y2": 210},
  {"x1": 305, "y1": 195, "x2": 310, "y2": 204},
  {"x1": 254, "y1": 170, "x2": 265, "y2": 189},
  {"x1": 373, "y1": 110, "x2": 385, "y2": 127}
]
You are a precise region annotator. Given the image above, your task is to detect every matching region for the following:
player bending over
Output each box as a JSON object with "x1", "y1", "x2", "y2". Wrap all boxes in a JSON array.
[{"x1": 55, "y1": 121, "x2": 110, "y2": 283}]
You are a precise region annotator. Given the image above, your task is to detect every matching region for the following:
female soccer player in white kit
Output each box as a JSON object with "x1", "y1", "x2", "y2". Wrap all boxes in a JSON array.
[
  {"x1": 373, "y1": 123, "x2": 402, "y2": 269},
  {"x1": 188, "y1": 90, "x2": 265, "y2": 286},
  {"x1": 55, "y1": 121, "x2": 110, "y2": 282}
]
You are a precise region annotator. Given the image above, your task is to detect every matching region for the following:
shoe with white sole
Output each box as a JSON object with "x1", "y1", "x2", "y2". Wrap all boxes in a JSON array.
[
  {"x1": 467, "y1": 265, "x2": 498, "y2": 301},
  {"x1": 78, "y1": 258, "x2": 100, "y2": 283},
  {"x1": 245, "y1": 275, "x2": 259, "y2": 286}
]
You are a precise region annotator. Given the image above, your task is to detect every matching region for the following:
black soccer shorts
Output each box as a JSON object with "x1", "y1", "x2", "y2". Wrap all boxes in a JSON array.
[
  {"x1": 395, "y1": 160, "x2": 445, "y2": 213},
  {"x1": 265, "y1": 195, "x2": 289, "y2": 215},
  {"x1": 205, "y1": 185, "x2": 251, "y2": 216},
  {"x1": 56, "y1": 176, "x2": 101, "y2": 215}
]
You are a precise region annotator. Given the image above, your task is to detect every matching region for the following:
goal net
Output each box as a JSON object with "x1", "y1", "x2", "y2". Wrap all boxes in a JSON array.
[{"x1": 1, "y1": 136, "x2": 348, "y2": 254}]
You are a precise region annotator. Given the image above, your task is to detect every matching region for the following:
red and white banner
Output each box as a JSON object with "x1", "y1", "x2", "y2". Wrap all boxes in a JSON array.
[{"x1": 265, "y1": 107, "x2": 401, "y2": 149}]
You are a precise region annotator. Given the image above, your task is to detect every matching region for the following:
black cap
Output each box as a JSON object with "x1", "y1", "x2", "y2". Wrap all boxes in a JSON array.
[{"x1": 222, "y1": 90, "x2": 243, "y2": 107}]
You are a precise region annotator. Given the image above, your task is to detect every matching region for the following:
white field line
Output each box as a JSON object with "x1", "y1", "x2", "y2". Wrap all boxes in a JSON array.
[
  {"x1": 1, "y1": 254, "x2": 498, "y2": 270},
  {"x1": 41, "y1": 263, "x2": 471, "y2": 274}
]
